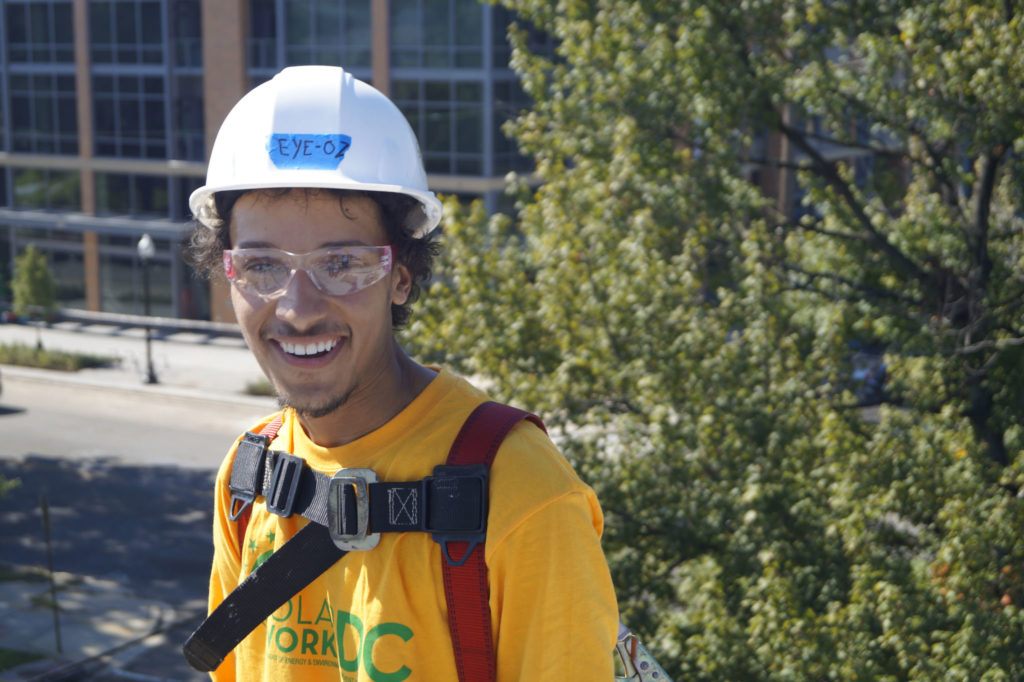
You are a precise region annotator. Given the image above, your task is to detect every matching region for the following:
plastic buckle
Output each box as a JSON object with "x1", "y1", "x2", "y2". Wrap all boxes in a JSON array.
[
  {"x1": 227, "y1": 431, "x2": 269, "y2": 521},
  {"x1": 328, "y1": 468, "x2": 381, "y2": 551},
  {"x1": 266, "y1": 452, "x2": 304, "y2": 518},
  {"x1": 428, "y1": 464, "x2": 488, "y2": 567},
  {"x1": 228, "y1": 491, "x2": 255, "y2": 522}
]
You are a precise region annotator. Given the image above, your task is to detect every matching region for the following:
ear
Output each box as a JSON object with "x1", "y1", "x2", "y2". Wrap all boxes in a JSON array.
[{"x1": 390, "y1": 263, "x2": 412, "y2": 306}]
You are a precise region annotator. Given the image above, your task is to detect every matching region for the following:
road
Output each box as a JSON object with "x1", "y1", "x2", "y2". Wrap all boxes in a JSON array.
[
  {"x1": 0, "y1": 359, "x2": 277, "y2": 680},
  {"x1": 0, "y1": 368, "x2": 278, "y2": 591},
  {"x1": 0, "y1": 319, "x2": 285, "y2": 678}
]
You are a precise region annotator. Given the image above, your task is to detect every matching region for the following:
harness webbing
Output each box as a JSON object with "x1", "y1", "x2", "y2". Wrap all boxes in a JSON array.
[
  {"x1": 236, "y1": 415, "x2": 283, "y2": 548},
  {"x1": 183, "y1": 522, "x2": 344, "y2": 672},
  {"x1": 441, "y1": 402, "x2": 544, "y2": 682},
  {"x1": 183, "y1": 401, "x2": 544, "y2": 679}
]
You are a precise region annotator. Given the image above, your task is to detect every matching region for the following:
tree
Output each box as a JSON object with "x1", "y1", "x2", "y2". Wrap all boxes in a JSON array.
[
  {"x1": 407, "y1": 0, "x2": 1024, "y2": 678},
  {"x1": 12, "y1": 244, "x2": 57, "y2": 349}
]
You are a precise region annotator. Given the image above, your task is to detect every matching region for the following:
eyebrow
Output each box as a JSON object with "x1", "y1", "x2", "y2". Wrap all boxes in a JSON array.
[{"x1": 234, "y1": 240, "x2": 373, "y2": 250}]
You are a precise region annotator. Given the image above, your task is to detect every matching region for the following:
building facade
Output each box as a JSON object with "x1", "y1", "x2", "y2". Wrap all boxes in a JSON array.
[{"x1": 0, "y1": 0, "x2": 532, "y2": 321}]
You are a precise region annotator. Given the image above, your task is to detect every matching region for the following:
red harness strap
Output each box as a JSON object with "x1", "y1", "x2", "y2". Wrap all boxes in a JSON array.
[{"x1": 442, "y1": 401, "x2": 545, "y2": 682}]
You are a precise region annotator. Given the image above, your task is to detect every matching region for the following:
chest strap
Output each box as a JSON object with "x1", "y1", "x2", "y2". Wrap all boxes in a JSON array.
[
  {"x1": 183, "y1": 401, "x2": 542, "y2": 678},
  {"x1": 227, "y1": 430, "x2": 490, "y2": 553}
]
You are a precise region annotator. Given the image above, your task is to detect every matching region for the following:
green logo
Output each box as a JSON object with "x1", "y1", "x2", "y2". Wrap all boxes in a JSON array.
[
  {"x1": 263, "y1": 596, "x2": 415, "y2": 681},
  {"x1": 337, "y1": 611, "x2": 414, "y2": 682}
]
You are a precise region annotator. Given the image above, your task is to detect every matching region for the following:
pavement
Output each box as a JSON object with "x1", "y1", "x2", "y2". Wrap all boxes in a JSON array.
[{"x1": 0, "y1": 318, "x2": 275, "y2": 681}]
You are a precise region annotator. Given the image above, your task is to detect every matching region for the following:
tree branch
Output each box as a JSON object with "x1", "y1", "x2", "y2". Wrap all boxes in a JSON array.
[
  {"x1": 779, "y1": 262, "x2": 924, "y2": 308},
  {"x1": 779, "y1": 120, "x2": 931, "y2": 277},
  {"x1": 956, "y1": 335, "x2": 1024, "y2": 355},
  {"x1": 969, "y1": 148, "x2": 1004, "y2": 286},
  {"x1": 781, "y1": 217, "x2": 873, "y2": 244}
]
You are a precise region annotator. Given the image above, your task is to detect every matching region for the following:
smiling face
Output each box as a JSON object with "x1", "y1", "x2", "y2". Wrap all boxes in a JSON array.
[{"x1": 228, "y1": 189, "x2": 412, "y2": 420}]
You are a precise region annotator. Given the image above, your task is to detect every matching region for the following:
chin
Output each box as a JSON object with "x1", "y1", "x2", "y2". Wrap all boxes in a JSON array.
[{"x1": 277, "y1": 389, "x2": 352, "y2": 419}]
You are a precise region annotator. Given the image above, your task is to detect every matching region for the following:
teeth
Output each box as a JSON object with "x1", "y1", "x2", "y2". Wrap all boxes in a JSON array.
[{"x1": 281, "y1": 338, "x2": 339, "y2": 356}]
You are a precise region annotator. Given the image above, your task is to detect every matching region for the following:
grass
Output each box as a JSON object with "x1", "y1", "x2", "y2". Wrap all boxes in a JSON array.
[
  {"x1": 0, "y1": 342, "x2": 117, "y2": 372},
  {"x1": 0, "y1": 562, "x2": 48, "y2": 584},
  {"x1": 0, "y1": 564, "x2": 54, "y2": 672},
  {"x1": 0, "y1": 648, "x2": 45, "y2": 672}
]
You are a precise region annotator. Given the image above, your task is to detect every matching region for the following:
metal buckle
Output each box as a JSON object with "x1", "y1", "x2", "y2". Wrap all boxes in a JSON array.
[
  {"x1": 266, "y1": 452, "x2": 304, "y2": 517},
  {"x1": 614, "y1": 623, "x2": 673, "y2": 681},
  {"x1": 328, "y1": 468, "x2": 380, "y2": 551}
]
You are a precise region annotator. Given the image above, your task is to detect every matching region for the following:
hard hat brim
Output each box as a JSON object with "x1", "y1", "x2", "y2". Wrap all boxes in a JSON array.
[{"x1": 189, "y1": 179, "x2": 443, "y2": 239}]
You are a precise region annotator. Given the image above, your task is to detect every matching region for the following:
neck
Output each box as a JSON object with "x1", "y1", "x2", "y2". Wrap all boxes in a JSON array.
[{"x1": 296, "y1": 341, "x2": 436, "y2": 448}]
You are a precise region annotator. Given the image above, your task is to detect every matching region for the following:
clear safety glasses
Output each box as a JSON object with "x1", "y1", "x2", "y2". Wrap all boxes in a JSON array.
[{"x1": 222, "y1": 245, "x2": 393, "y2": 299}]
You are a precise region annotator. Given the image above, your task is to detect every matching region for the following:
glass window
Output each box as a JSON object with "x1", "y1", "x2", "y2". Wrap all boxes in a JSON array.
[
  {"x1": 93, "y1": 74, "x2": 168, "y2": 159},
  {"x1": 178, "y1": 257, "x2": 210, "y2": 320},
  {"x1": 10, "y1": 228, "x2": 89, "y2": 307},
  {"x1": 172, "y1": 76, "x2": 205, "y2": 161},
  {"x1": 91, "y1": 0, "x2": 165, "y2": 64},
  {"x1": 95, "y1": 173, "x2": 170, "y2": 217},
  {"x1": 6, "y1": 6, "x2": 29, "y2": 61},
  {"x1": 491, "y1": 5, "x2": 554, "y2": 67},
  {"x1": 493, "y1": 79, "x2": 532, "y2": 173},
  {"x1": 96, "y1": 173, "x2": 132, "y2": 213},
  {"x1": 394, "y1": 79, "x2": 484, "y2": 175},
  {"x1": 343, "y1": 2, "x2": 371, "y2": 66},
  {"x1": 9, "y1": 73, "x2": 78, "y2": 154},
  {"x1": 390, "y1": 0, "x2": 481, "y2": 69},
  {"x1": 172, "y1": 0, "x2": 202, "y2": 67},
  {"x1": 0, "y1": 76, "x2": 4, "y2": 154},
  {"x1": 248, "y1": 0, "x2": 277, "y2": 69},
  {"x1": 98, "y1": 234, "x2": 173, "y2": 316},
  {"x1": 5, "y1": 1, "x2": 75, "y2": 63},
  {"x1": 283, "y1": 0, "x2": 371, "y2": 68},
  {"x1": 176, "y1": 176, "x2": 204, "y2": 220},
  {"x1": 50, "y1": 248, "x2": 88, "y2": 308},
  {"x1": 13, "y1": 168, "x2": 80, "y2": 210}
]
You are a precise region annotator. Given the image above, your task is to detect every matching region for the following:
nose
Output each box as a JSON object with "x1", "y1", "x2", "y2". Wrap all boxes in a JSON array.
[{"x1": 274, "y1": 268, "x2": 330, "y2": 330}]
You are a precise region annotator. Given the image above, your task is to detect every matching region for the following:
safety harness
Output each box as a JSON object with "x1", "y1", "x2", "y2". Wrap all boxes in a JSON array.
[{"x1": 183, "y1": 401, "x2": 541, "y2": 680}]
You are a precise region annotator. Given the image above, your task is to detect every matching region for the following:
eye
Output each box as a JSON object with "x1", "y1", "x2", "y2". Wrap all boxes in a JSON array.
[{"x1": 242, "y1": 257, "x2": 286, "y2": 274}]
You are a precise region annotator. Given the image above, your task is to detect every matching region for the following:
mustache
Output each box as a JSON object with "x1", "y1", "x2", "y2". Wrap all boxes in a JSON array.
[{"x1": 260, "y1": 321, "x2": 349, "y2": 339}]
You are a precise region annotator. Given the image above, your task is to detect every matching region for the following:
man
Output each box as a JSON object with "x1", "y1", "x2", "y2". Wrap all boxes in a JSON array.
[{"x1": 186, "y1": 66, "x2": 618, "y2": 681}]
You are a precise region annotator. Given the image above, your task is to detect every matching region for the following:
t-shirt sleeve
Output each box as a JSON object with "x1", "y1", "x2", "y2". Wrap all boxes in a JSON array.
[
  {"x1": 486, "y1": 425, "x2": 620, "y2": 680},
  {"x1": 206, "y1": 440, "x2": 245, "y2": 682}
]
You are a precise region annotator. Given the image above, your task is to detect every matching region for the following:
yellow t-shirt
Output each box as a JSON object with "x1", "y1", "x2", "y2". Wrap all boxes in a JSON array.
[{"x1": 208, "y1": 369, "x2": 619, "y2": 681}]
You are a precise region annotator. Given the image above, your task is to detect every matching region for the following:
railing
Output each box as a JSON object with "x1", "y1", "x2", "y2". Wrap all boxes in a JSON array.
[{"x1": 42, "y1": 307, "x2": 243, "y2": 338}]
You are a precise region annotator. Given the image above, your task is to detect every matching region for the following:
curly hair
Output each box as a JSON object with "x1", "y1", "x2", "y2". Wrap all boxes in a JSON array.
[{"x1": 185, "y1": 188, "x2": 440, "y2": 328}]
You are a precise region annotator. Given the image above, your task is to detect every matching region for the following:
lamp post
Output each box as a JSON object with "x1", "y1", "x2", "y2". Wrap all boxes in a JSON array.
[{"x1": 136, "y1": 233, "x2": 158, "y2": 384}]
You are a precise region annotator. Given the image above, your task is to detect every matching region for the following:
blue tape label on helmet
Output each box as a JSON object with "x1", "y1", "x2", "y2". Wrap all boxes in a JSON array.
[{"x1": 267, "y1": 134, "x2": 352, "y2": 169}]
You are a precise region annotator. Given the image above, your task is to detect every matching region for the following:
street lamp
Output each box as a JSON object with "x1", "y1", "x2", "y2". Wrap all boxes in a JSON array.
[{"x1": 136, "y1": 233, "x2": 158, "y2": 384}]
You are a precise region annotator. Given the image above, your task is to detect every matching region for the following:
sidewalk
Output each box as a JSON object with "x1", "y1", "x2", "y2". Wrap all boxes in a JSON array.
[
  {"x1": 0, "y1": 565, "x2": 202, "y2": 682},
  {"x1": 0, "y1": 319, "x2": 270, "y2": 681},
  {"x1": 0, "y1": 318, "x2": 266, "y2": 403}
]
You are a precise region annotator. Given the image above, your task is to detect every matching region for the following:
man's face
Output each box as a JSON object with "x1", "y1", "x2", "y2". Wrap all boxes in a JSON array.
[{"x1": 228, "y1": 190, "x2": 411, "y2": 418}]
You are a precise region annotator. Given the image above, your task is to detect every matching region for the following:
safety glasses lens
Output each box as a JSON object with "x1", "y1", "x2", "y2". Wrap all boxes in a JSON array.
[{"x1": 223, "y1": 246, "x2": 392, "y2": 298}]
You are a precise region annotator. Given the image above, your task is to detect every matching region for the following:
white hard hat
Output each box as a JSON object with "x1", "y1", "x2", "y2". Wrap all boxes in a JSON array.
[{"x1": 190, "y1": 65, "x2": 442, "y2": 237}]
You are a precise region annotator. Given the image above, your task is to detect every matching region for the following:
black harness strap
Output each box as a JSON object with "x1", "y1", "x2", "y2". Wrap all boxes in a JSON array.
[{"x1": 183, "y1": 522, "x2": 343, "y2": 672}]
